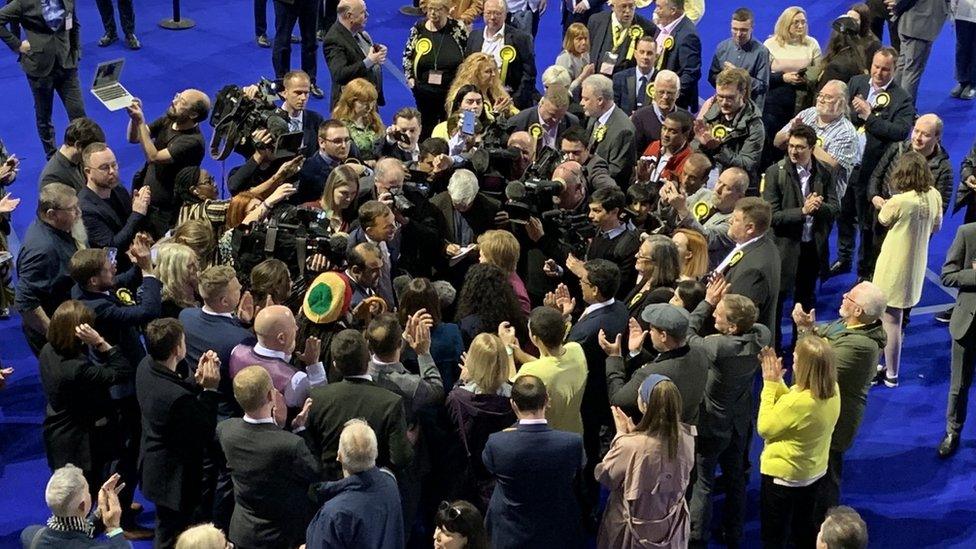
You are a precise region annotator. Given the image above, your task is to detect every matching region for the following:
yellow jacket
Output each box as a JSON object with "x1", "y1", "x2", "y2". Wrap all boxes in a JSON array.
[{"x1": 757, "y1": 380, "x2": 840, "y2": 481}]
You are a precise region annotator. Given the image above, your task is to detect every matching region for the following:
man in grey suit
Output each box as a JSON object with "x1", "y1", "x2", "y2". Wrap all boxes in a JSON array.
[
  {"x1": 507, "y1": 88, "x2": 579, "y2": 152},
  {"x1": 939, "y1": 222, "x2": 976, "y2": 458},
  {"x1": 217, "y1": 366, "x2": 320, "y2": 549},
  {"x1": 892, "y1": 0, "x2": 948, "y2": 104},
  {"x1": 581, "y1": 74, "x2": 637, "y2": 184},
  {"x1": 0, "y1": 0, "x2": 86, "y2": 159}
]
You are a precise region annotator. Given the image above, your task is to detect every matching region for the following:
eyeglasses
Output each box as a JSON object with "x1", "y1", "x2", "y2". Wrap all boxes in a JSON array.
[
  {"x1": 438, "y1": 501, "x2": 462, "y2": 521},
  {"x1": 842, "y1": 292, "x2": 863, "y2": 309},
  {"x1": 54, "y1": 204, "x2": 81, "y2": 213},
  {"x1": 817, "y1": 93, "x2": 841, "y2": 102}
]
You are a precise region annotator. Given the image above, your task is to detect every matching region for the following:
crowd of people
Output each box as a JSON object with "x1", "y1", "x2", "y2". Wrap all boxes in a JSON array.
[{"x1": 3, "y1": 0, "x2": 976, "y2": 547}]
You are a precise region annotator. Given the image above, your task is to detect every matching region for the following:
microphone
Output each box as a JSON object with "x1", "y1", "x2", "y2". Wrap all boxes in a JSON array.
[{"x1": 505, "y1": 180, "x2": 527, "y2": 202}]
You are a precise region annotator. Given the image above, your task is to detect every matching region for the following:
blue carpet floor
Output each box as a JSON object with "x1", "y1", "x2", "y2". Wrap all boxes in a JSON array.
[{"x1": 1, "y1": 0, "x2": 975, "y2": 547}]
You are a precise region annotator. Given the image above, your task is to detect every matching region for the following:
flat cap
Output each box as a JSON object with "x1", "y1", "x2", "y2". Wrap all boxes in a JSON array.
[{"x1": 640, "y1": 303, "x2": 690, "y2": 338}]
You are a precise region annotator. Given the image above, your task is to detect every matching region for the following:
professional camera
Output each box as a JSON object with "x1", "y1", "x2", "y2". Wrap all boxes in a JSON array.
[
  {"x1": 541, "y1": 209, "x2": 596, "y2": 257},
  {"x1": 230, "y1": 205, "x2": 348, "y2": 282},
  {"x1": 387, "y1": 182, "x2": 432, "y2": 216},
  {"x1": 209, "y1": 78, "x2": 293, "y2": 161},
  {"x1": 502, "y1": 178, "x2": 564, "y2": 222}
]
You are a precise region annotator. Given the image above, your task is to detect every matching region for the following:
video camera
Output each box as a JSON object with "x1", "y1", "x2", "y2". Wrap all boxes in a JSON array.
[
  {"x1": 541, "y1": 209, "x2": 595, "y2": 258},
  {"x1": 209, "y1": 78, "x2": 298, "y2": 161},
  {"x1": 230, "y1": 205, "x2": 348, "y2": 282},
  {"x1": 502, "y1": 178, "x2": 565, "y2": 222}
]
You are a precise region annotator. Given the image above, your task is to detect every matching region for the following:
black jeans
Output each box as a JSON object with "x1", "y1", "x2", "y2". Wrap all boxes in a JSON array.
[
  {"x1": 947, "y1": 324, "x2": 976, "y2": 435},
  {"x1": 956, "y1": 20, "x2": 976, "y2": 86},
  {"x1": 814, "y1": 449, "x2": 844, "y2": 524},
  {"x1": 94, "y1": 0, "x2": 135, "y2": 36},
  {"x1": 689, "y1": 427, "x2": 751, "y2": 545},
  {"x1": 760, "y1": 474, "x2": 822, "y2": 549},
  {"x1": 26, "y1": 66, "x2": 86, "y2": 159},
  {"x1": 254, "y1": 0, "x2": 268, "y2": 36},
  {"x1": 317, "y1": 0, "x2": 337, "y2": 34},
  {"x1": 271, "y1": 0, "x2": 318, "y2": 82},
  {"x1": 154, "y1": 505, "x2": 191, "y2": 549}
]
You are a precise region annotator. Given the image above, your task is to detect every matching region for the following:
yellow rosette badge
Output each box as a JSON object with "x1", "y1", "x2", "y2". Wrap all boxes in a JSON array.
[
  {"x1": 656, "y1": 35, "x2": 675, "y2": 69},
  {"x1": 414, "y1": 38, "x2": 432, "y2": 78},
  {"x1": 593, "y1": 125, "x2": 608, "y2": 143},
  {"x1": 646, "y1": 82, "x2": 655, "y2": 101},
  {"x1": 529, "y1": 123, "x2": 544, "y2": 141},
  {"x1": 499, "y1": 45, "x2": 517, "y2": 83},
  {"x1": 816, "y1": 136, "x2": 824, "y2": 149},
  {"x1": 728, "y1": 250, "x2": 744, "y2": 267},
  {"x1": 874, "y1": 92, "x2": 890, "y2": 109},
  {"x1": 711, "y1": 124, "x2": 729, "y2": 141},
  {"x1": 693, "y1": 201, "x2": 710, "y2": 220},
  {"x1": 625, "y1": 25, "x2": 644, "y2": 60},
  {"x1": 116, "y1": 288, "x2": 136, "y2": 306}
]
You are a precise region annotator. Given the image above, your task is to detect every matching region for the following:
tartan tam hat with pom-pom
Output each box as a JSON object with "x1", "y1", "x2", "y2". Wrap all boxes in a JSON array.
[{"x1": 302, "y1": 271, "x2": 353, "y2": 324}]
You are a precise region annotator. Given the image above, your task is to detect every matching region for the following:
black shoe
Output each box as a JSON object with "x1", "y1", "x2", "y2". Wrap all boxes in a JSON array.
[
  {"x1": 828, "y1": 260, "x2": 851, "y2": 278},
  {"x1": 936, "y1": 308, "x2": 953, "y2": 324},
  {"x1": 870, "y1": 364, "x2": 884, "y2": 386},
  {"x1": 98, "y1": 33, "x2": 118, "y2": 47},
  {"x1": 962, "y1": 86, "x2": 976, "y2": 101},
  {"x1": 399, "y1": 5, "x2": 424, "y2": 16},
  {"x1": 291, "y1": 34, "x2": 300, "y2": 43},
  {"x1": 316, "y1": 29, "x2": 326, "y2": 42},
  {"x1": 310, "y1": 84, "x2": 324, "y2": 99},
  {"x1": 951, "y1": 83, "x2": 966, "y2": 98},
  {"x1": 939, "y1": 432, "x2": 960, "y2": 458},
  {"x1": 256, "y1": 34, "x2": 270, "y2": 48},
  {"x1": 124, "y1": 34, "x2": 141, "y2": 50}
]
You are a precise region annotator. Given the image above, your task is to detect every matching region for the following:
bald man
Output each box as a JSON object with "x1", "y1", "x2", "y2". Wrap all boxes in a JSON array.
[
  {"x1": 126, "y1": 89, "x2": 210, "y2": 238},
  {"x1": 228, "y1": 305, "x2": 326, "y2": 409},
  {"x1": 324, "y1": 0, "x2": 385, "y2": 108},
  {"x1": 508, "y1": 131, "x2": 536, "y2": 179}
]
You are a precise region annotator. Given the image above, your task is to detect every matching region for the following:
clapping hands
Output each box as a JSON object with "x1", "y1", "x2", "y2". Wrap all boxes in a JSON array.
[
  {"x1": 544, "y1": 283, "x2": 576, "y2": 317},
  {"x1": 195, "y1": 350, "x2": 221, "y2": 390},
  {"x1": 404, "y1": 309, "x2": 434, "y2": 355}
]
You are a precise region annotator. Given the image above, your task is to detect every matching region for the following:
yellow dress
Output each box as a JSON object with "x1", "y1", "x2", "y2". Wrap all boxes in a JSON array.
[{"x1": 872, "y1": 188, "x2": 942, "y2": 308}]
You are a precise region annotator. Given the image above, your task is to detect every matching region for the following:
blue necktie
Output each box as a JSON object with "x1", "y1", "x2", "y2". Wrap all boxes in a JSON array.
[{"x1": 41, "y1": 0, "x2": 66, "y2": 31}]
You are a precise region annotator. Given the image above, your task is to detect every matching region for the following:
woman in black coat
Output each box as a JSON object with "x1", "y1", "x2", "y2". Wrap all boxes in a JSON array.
[
  {"x1": 625, "y1": 235, "x2": 681, "y2": 319},
  {"x1": 38, "y1": 300, "x2": 134, "y2": 494}
]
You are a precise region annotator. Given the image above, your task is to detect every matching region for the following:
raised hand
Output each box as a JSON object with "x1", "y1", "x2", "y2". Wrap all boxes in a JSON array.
[
  {"x1": 195, "y1": 350, "x2": 221, "y2": 390},
  {"x1": 237, "y1": 291, "x2": 256, "y2": 324},
  {"x1": 98, "y1": 473, "x2": 124, "y2": 530},
  {"x1": 705, "y1": 274, "x2": 729, "y2": 306},
  {"x1": 297, "y1": 336, "x2": 322, "y2": 366},
  {"x1": 292, "y1": 398, "x2": 313, "y2": 430},
  {"x1": 791, "y1": 303, "x2": 816, "y2": 330},
  {"x1": 75, "y1": 324, "x2": 109, "y2": 351},
  {"x1": 598, "y1": 329, "x2": 622, "y2": 357},
  {"x1": 0, "y1": 192, "x2": 20, "y2": 213},
  {"x1": 627, "y1": 317, "x2": 648, "y2": 353},
  {"x1": 758, "y1": 346, "x2": 785, "y2": 383}
]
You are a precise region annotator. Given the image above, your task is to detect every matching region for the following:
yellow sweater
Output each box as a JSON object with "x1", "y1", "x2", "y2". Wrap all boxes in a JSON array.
[
  {"x1": 757, "y1": 380, "x2": 840, "y2": 481},
  {"x1": 514, "y1": 342, "x2": 587, "y2": 434}
]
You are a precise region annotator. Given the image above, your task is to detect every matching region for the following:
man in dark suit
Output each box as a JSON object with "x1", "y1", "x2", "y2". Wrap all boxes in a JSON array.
[
  {"x1": 763, "y1": 124, "x2": 838, "y2": 346},
  {"x1": 653, "y1": 0, "x2": 702, "y2": 111},
  {"x1": 136, "y1": 319, "x2": 221, "y2": 549},
  {"x1": 832, "y1": 48, "x2": 915, "y2": 278},
  {"x1": 39, "y1": 118, "x2": 105, "y2": 191},
  {"x1": 715, "y1": 197, "x2": 781, "y2": 346},
  {"x1": 347, "y1": 201, "x2": 400, "y2": 307},
  {"x1": 507, "y1": 88, "x2": 579, "y2": 152},
  {"x1": 78, "y1": 144, "x2": 148, "y2": 273},
  {"x1": 306, "y1": 329, "x2": 412, "y2": 481},
  {"x1": 483, "y1": 375, "x2": 584, "y2": 549},
  {"x1": 431, "y1": 170, "x2": 501, "y2": 246},
  {"x1": 217, "y1": 366, "x2": 320, "y2": 549},
  {"x1": 295, "y1": 119, "x2": 356, "y2": 204},
  {"x1": 271, "y1": 0, "x2": 323, "y2": 99},
  {"x1": 612, "y1": 35, "x2": 659, "y2": 115},
  {"x1": 374, "y1": 107, "x2": 422, "y2": 162},
  {"x1": 631, "y1": 70, "x2": 682, "y2": 154},
  {"x1": 323, "y1": 0, "x2": 385, "y2": 108},
  {"x1": 465, "y1": 0, "x2": 536, "y2": 109},
  {"x1": 560, "y1": 127, "x2": 618, "y2": 192},
  {"x1": 587, "y1": 0, "x2": 657, "y2": 76},
  {"x1": 582, "y1": 74, "x2": 637, "y2": 183},
  {"x1": 939, "y1": 222, "x2": 976, "y2": 458},
  {"x1": 0, "y1": 0, "x2": 87, "y2": 159}
]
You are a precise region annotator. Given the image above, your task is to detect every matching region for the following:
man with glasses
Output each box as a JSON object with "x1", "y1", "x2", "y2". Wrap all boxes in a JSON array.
[
  {"x1": 15, "y1": 182, "x2": 86, "y2": 355},
  {"x1": 774, "y1": 79, "x2": 859, "y2": 199},
  {"x1": 694, "y1": 67, "x2": 764, "y2": 193},
  {"x1": 764, "y1": 123, "x2": 839, "y2": 347},
  {"x1": 631, "y1": 69, "x2": 683, "y2": 154},
  {"x1": 77, "y1": 143, "x2": 149, "y2": 273},
  {"x1": 296, "y1": 119, "x2": 357, "y2": 204},
  {"x1": 791, "y1": 281, "x2": 886, "y2": 512},
  {"x1": 126, "y1": 89, "x2": 209, "y2": 239},
  {"x1": 465, "y1": 0, "x2": 536, "y2": 109}
]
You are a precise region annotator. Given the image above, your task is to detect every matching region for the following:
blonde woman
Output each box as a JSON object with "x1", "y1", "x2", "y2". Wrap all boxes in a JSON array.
[
  {"x1": 555, "y1": 23, "x2": 594, "y2": 93},
  {"x1": 332, "y1": 78, "x2": 385, "y2": 162},
  {"x1": 155, "y1": 242, "x2": 200, "y2": 319},
  {"x1": 478, "y1": 229, "x2": 530, "y2": 315},
  {"x1": 305, "y1": 164, "x2": 360, "y2": 232},
  {"x1": 763, "y1": 6, "x2": 822, "y2": 163},
  {"x1": 445, "y1": 52, "x2": 516, "y2": 120},
  {"x1": 757, "y1": 337, "x2": 839, "y2": 548},
  {"x1": 872, "y1": 150, "x2": 942, "y2": 387},
  {"x1": 445, "y1": 333, "x2": 516, "y2": 506}
]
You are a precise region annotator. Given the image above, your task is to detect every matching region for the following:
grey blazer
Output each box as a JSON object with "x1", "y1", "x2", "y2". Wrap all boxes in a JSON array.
[
  {"x1": 941, "y1": 222, "x2": 976, "y2": 340},
  {"x1": 585, "y1": 105, "x2": 636, "y2": 183}
]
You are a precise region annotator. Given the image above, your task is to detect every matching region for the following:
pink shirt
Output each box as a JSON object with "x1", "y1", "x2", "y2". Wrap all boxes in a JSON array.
[{"x1": 508, "y1": 271, "x2": 532, "y2": 315}]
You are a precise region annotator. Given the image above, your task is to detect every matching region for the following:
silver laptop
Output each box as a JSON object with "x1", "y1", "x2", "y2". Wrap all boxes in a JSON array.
[{"x1": 91, "y1": 59, "x2": 134, "y2": 111}]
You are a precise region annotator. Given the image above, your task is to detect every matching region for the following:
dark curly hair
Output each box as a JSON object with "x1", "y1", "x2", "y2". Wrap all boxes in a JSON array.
[{"x1": 455, "y1": 263, "x2": 527, "y2": 342}]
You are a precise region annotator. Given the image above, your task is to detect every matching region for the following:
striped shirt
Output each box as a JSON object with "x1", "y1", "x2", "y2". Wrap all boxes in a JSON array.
[{"x1": 782, "y1": 107, "x2": 860, "y2": 196}]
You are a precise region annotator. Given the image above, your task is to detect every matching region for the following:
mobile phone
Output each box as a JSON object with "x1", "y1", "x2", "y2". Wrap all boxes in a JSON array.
[
  {"x1": 372, "y1": 44, "x2": 381, "y2": 53},
  {"x1": 107, "y1": 247, "x2": 117, "y2": 266},
  {"x1": 461, "y1": 110, "x2": 476, "y2": 136}
]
